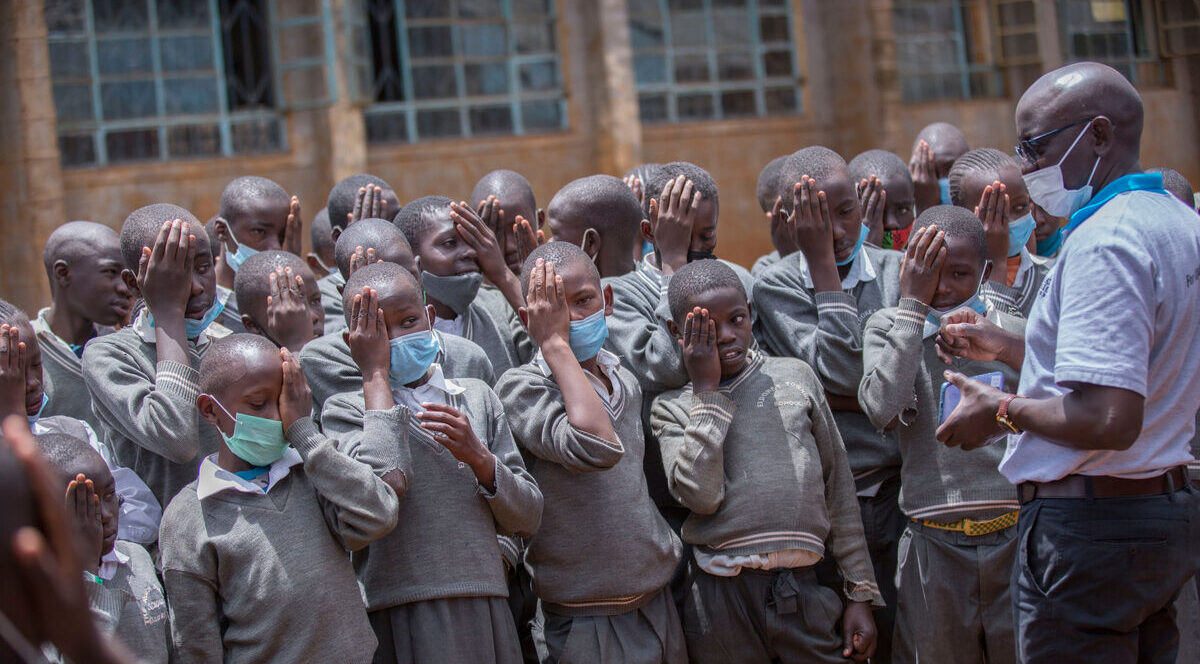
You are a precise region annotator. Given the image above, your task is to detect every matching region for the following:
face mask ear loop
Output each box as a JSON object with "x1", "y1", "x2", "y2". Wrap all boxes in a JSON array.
[
  {"x1": 204, "y1": 394, "x2": 237, "y2": 424},
  {"x1": 1056, "y1": 120, "x2": 1094, "y2": 168},
  {"x1": 1084, "y1": 151, "x2": 1102, "y2": 190}
]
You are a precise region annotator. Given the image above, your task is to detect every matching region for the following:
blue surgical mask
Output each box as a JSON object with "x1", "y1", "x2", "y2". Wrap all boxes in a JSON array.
[
  {"x1": 568, "y1": 308, "x2": 609, "y2": 361},
  {"x1": 938, "y1": 177, "x2": 952, "y2": 205},
  {"x1": 389, "y1": 329, "x2": 440, "y2": 387},
  {"x1": 27, "y1": 393, "x2": 48, "y2": 426},
  {"x1": 222, "y1": 225, "x2": 258, "y2": 272},
  {"x1": 1036, "y1": 227, "x2": 1063, "y2": 257},
  {"x1": 836, "y1": 224, "x2": 870, "y2": 266},
  {"x1": 924, "y1": 267, "x2": 990, "y2": 338},
  {"x1": 420, "y1": 271, "x2": 483, "y2": 316},
  {"x1": 1008, "y1": 213, "x2": 1036, "y2": 257},
  {"x1": 641, "y1": 239, "x2": 654, "y2": 258},
  {"x1": 206, "y1": 396, "x2": 290, "y2": 467},
  {"x1": 147, "y1": 298, "x2": 226, "y2": 340}
]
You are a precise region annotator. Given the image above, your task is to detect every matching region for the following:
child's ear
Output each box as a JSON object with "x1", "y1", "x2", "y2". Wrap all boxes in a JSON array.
[
  {"x1": 581, "y1": 228, "x2": 600, "y2": 262},
  {"x1": 241, "y1": 315, "x2": 264, "y2": 336},
  {"x1": 536, "y1": 208, "x2": 546, "y2": 231},
  {"x1": 640, "y1": 219, "x2": 653, "y2": 243},
  {"x1": 602, "y1": 284, "x2": 614, "y2": 316},
  {"x1": 304, "y1": 253, "x2": 327, "y2": 277},
  {"x1": 52, "y1": 260, "x2": 71, "y2": 289},
  {"x1": 196, "y1": 394, "x2": 221, "y2": 429},
  {"x1": 425, "y1": 304, "x2": 437, "y2": 329},
  {"x1": 666, "y1": 319, "x2": 681, "y2": 339},
  {"x1": 121, "y1": 269, "x2": 140, "y2": 297},
  {"x1": 330, "y1": 226, "x2": 343, "y2": 243},
  {"x1": 213, "y1": 218, "x2": 234, "y2": 250}
]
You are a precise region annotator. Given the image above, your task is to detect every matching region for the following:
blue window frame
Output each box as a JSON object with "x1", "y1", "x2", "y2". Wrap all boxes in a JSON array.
[
  {"x1": 1057, "y1": 0, "x2": 1167, "y2": 86},
  {"x1": 893, "y1": 0, "x2": 1003, "y2": 102},
  {"x1": 629, "y1": 0, "x2": 802, "y2": 124}
]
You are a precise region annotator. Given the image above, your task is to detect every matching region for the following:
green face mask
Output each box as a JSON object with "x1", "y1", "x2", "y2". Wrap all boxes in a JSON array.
[{"x1": 205, "y1": 395, "x2": 290, "y2": 467}]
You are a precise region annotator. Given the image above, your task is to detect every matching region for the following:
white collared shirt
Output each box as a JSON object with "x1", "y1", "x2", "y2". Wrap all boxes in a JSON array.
[
  {"x1": 195, "y1": 448, "x2": 304, "y2": 499},
  {"x1": 432, "y1": 315, "x2": 465, "y2": 338},
  {"x1": 392, "y1": 363, "x2": 466, "y2": 413},
  {"x1": 534, "y1": 347, "x2": 624, "y2": 408},
  {"x1": 1011, "y1": 247, "x2": 1035, "y2": 289},
  {"x1": 796, "y1": 247, "x2": 877, "y2": 291},
  {"x1": 98, "y1": 544, "x2": 130, "y2": 581}
]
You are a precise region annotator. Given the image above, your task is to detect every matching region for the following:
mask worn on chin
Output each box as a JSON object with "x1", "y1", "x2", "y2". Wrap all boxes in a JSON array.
[
  {"x1": 938, "y1": 177, "x2": 952, "y2": 206},
  {"x1": 568, "y1": 308, "x2": 609, "y2": 361},
  {"x1": 923, "y1": 266, "x2": 990, "y2": 338},
  {"x1": 148, "y1": 298, "x2": 226, "y2": 341},
  {"x1": 388, "y1": 329, "x2": 440, "y2": 387},
  {"x1": 641, "y1": 239, "x2": 655, "y2": 258},
  {"x1": 687, "y1": 250, "x2": 716, "y2": 263},
  {"x1": 222, "y1": 225, "x2": 259, "y2": 272},
  {"x1": 1008, "y1": 213, "x2": 1036, "y2": 257},
  {"x1": 27, "y1": 393, "x2": 48, "y2": 426},
  {"x1": 1022, "y1": 120, "x2": 1101, "y2": 218},
  {"x1": 1036, "y1": 227, "x2": 1064, "y2": 257},
  {"x1": 420, "y1": 271, "x2": 483, "y2": 316},
  {"x1": 206, "y1": 396, "x2": 290, "y2": 467},
  {"x1": 836, "y1": 224, "x2": 870, "y2": 267}
]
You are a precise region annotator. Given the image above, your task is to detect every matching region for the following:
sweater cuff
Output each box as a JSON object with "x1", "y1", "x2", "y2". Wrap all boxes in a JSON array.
[
  {"x1": 366, "y1": 403, "x2": 412, "y2": 426},
  {"x1": 844, "y1": 578, "x2": 886, "y2": 607},
  {"x1": 156, "y1": 361, "x2": 199, "y2": 400},
  {"x1": 689, "y1": 391, "x2": 736, "y2": 429},
  {"x1": 893, "y1": 298, "x2": 930, "y2": 335},
  {"x1": 285, "y1": 417, "x2": 325, "y2": 457},
  {"x1": 814, "y1": 290, "x2": 859, "y2": 318}
]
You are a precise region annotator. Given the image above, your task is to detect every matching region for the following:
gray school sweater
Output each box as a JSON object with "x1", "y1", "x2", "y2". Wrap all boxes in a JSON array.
[
  {"x1": 322, "y1": 379, "x2": 542, "y2": 610},
  {"x1": 81, "y1": 321, "x2": 219, "y2": 507},
  {"x1": 87, "y1": 541, "x2": 169, "y2": 664},
  {"x1": 456, "y1": 298, "x2": 522, "y2": 377},
  {"x1": 214, "y1": 285, "x2": 246, "y2": 334},
  {"x1": 318, "y1": 271, "x2": 347, "y2": 334},
  {"x1": 753, "y1": 245, "x2": 905, "y2": 488},
  {"x1": 33, "y1": 308, "x2": 109, "y2": 432},
  {"x1": 495, "y1": 362, "x2": 682, "y2": 616},
  {"x1": 299, "y1": 329, "x2": 496, "y2": 419},
  {"x1": 980, "y1": 250, "x2": 1053, "y2": 318},
  {"x1": 858, "y1": 299, "x2": 1024, "y2": 523},
  {"x1": 159, "y1": 415, "x2": 403, "y2": 664},
  {"x1": 651, "y1": 352, "x2": 883, "y2": 605},
  {"x1": 476, "y1": 284, "x2": 534, "y2": 364},
  {"x1": 750, "y1": 249, "x2": 781, "y2": 277}
]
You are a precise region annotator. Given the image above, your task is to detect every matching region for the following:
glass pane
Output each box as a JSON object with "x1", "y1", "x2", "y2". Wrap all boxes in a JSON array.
[
  {"x1": 167, "y1": 123, "x2": 221, "y2": 158},
  {"x1": 105, "y1": 128, "x2": 159, "y2": 163},
  {"x1": 638, "y1": 92, "x2": 669, "y2": 123},
  {"x1": 519, "y1": 60, "x2": 560, "y2": 90},
  {"x1": 634, "y1": 55, "x2": 667, "y2": 85},
  {"x1": 469, "y1": 105, "x2": 512, "y2": 135},
  {"x1": 161, "y1": 36, "x2": 214, "y2": 72},
  {"x1": 98, "y1": 38, "x2": 154, "y2": 75},
  {"x1": 50, "y1": 40, "x2": 90, "y2": 79},
  {"x1": 630, "y1": 16, "x2": 665, "y2": 49},
  {"x1": 764, "y1": 85, "x2": 797, "y2": 113},
  {"x1": 759, "y1": 14, "x2": 790, "y2": 42},
  {"x1": 763, "y1": 49, "x2": 793, "y2": 77},
  {"x1": 712, "y1": 8, "x2": 752, "y2": 45},
  {"x1": 513, "y1": 21, "x2": 555, "y2": 54},
  {"x1": 674, "y1": 54, "x2": 710, "y2": 83},
  {"x1": 461, "y1": 23, "x2": 507, "y2": 57},
  {"x1": 366, "y1": 111, "x2": 410, "y2": 143},
  {"x1": 53, "y1": 84, "x2": 94, "y2": 122},
  {"x1": 100, "y1": 81, "x2": 157, "y2": 119},
  {"x1": 406, "y1": 0, "x2": 450, "y2": 19},
  {"x1": 163, "y1": 77, "x2": 219, "y2": 113},
  {"x1": 412, "y1": 65, "x2": 458, "y2": 99},
  {"x1": 511, "y1": 0, "x2": 553, "y2": 17},
  {"x1": 231, "y1": 117, "x2": 284, "y2": 153},
  {"x1": 670, "y1": 6, "x2": 708, "y2": 47},
  {"x1": 717, "y1": 50, "x2": 753, "y2": 81},
  {"x1": 465, "y1": 62, "x2": 509, "y2": 95},
  {"x1": 59, "y1": 133, "x2": 96, "y2": 167},
  {"x1": 94, "y1": 0, "x2": 149, "y2": 33},
  {"x1": 457, "y1": 0, "x2": 503, "y2": 19},
  {"x1": 521, "y1": 100, "x2": 561, "y2": 130},
  {"x1": 408, "y1": 26, "x2": 454, "y2": 58},
  {"x1": 44, "y1": 0, "x2": 88, "y2": 34},
  {"x1": 156, "y1": 0, "x2": 210, "y2": 28},
  {"x1": 721, "y1": 89, "x2": 755, "y2": 116},
  {"x1": 417, "y1": 109, "x2": 462, "y2": 138},
  {"x1": 676, "y1": 92, "x2": 714, "y2": 119}
]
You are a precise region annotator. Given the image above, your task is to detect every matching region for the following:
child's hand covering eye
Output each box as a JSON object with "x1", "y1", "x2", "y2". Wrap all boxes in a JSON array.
[
  {"x1": 0, "y1": 324, "x2": 27, "y2": 419},
  {"x1": 649, "y1": 174, "x2": 701, "y2": 273},
  {"x1": 278, "y1": 347, "x2": 313, "y2": 432},
  {"x1": 857, "y1": 175, "x2": 887, "y2": 247},
  {"x1": 65, "y1": 473, "x2": 103, "y2": 574},
  {"x1": 349, "y1": 184, "x2": 384, "y2": 224},
  {"x1": 346, "y1": 287, "x2": 391, "y2": 380},
  {"x1": 898, "y1": 225, "x2": 946, "y2": 305},
  {"x1": 266, "y1": 267, "x2": 317, "y2": 352},
  {"x1": 678, "y1": 307, "x2": 721, "y2": 394},
  {"x1": 521, "y1": 259, "x2": 570, "y2": 349},
  {"x1": 788, "y1": 175, "x2": 836, "y2": 267},
  {"x1": 137, "y1": 219, "x2": 196, "y2": 321}
]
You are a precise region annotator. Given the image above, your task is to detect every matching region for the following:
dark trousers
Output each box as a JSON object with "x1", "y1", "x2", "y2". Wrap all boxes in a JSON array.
[
  {"x1": 1015, "y1": 484, "x2": 1200, "y2": 663},
  {"x1": 857, "y1": 475, "x2": 906, "y2": 664}
]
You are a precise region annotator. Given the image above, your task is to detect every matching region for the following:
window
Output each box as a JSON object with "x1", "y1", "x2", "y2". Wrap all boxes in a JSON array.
[
  {"x1": 1058, "y1": 0, "x2": 1167, "y2": 85},
  {"x1": 45, "y1": 0, "x2": 289, "y2": 167},
  {"x1": 628, "y1": 0, "x2": 802, "y2": 125},
  {"x1": 1155, "y1": 0, "x2": 1200, "y2": 57},
  {"x1": 893, "y1": 0, "x2": 1004, "y2": 102},
  {"x1": 360, "y1": 0, "x2": 566, "y2": 143}
]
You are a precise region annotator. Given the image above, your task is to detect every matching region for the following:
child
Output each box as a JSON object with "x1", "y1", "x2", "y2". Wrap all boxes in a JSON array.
[
  {"x1": 307, "y1": 206, "x2": 337, "y2": 279},
  {"x1": 233, "y1": 250, "x2": 324, "y2": 352},
  {"x1": 858, "y1": 207, "x2": 1023, "y2": 664},
  {"x1": 849, "y1": 149, "x2": 916, "y2": 250},
  {"x1": 652, "y1": 259, "x2": 880, "y2": 663},
  {"x1": 321, "y1": 267, "x2": 542, "y2": 664},
  {"x1": 751, "y1": 154, "x2": 794, "y2": 276},
  {"x1": 319, "y1": 174, "x2": 402, "y2": 333},
  {"x1": 1148, "y1": 166, "x2": 1197, "y2": 210},
  {"x1": 82, "y1": 206, "x2": 230, "y2": 508},
  {"x1": 947, "y1": 148, "x2": 1050, "y2": 317},
  {"x1": 211, "y1": 176, "x2": 302, "y2": 334},
  {"x1": 160, "y1": 333, "x2": 403, "y2": 662},
  {"x1": 753, "y1": 145, "x2": 905, "y2": 662},
  {"x1": 546, "y1": 175, "x2": 644, "y2": 279},
  {"x1": 625, "y1": 162, "x2": 662, "y2": 261},
  {"x1": 1031, "y1": 203, "x2": 1065, "y2": 258},
  {"x1": 471, "y1": 169, "x2": 544, "y2": 277},
  {"x1": 496, "y1": 242, "x2": 686, "y2": 664},
  {"x1": 909, "y1": 122, "x2": 969, "y2": 212},
  {"x1": 35, "y1": 221, "x2": 132, "y2": 432},
  {"x1": 395, "y1": 195, "x2": 524, "y2": 375},
  {"x1": 35, "y1": 431, "x2": 169, "y2": 663},
  {"x1": 299, "y1": 234, "x2": 496, "y2": 418}
]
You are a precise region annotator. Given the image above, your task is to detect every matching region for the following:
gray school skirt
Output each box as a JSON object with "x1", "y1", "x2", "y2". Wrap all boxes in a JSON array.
[{"x1": 369, "y1": 595, "x2": 523, "y2": 664}]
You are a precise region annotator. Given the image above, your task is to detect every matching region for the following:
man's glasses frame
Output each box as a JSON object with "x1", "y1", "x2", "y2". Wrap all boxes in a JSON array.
[{"x1": 1015, "y1": 118, "x2": 1092, "y2": 165}]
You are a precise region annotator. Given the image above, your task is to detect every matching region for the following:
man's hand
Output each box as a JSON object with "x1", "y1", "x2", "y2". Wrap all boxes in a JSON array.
[
  {"x1": 899, "y1": 225, "x2": 946, "y2": 305},
  {"x1": 975, "y1": 182, "x2": 1011, "y2": 280},
  {"x1": 278, "y1": 347, "x2": 313, "y2": 432},
  {"x1": 841, "y1": 601, "x2": 877, "y2": 661},
  {"x1": 345, "y1": 287, "x2": 392, "y2": 381},
  {"x1": 348, "y1": 245, "x2": 380, "y2": 278},
  {"x1": 649, "y1": 174, "x2": 700, "y2": 274},
  {"x1": 138, "y1": 219, "x2": 195, "y2": 322},
  {"x1": 65, "y1": 474, "x2": 102, "y2": 574},
  {"x1": 283, "y1": 195, "x2": 303, "y2": 255},
  {"x1": 349, "y1": 184, "x2": 384, "y2": 224},
  {"x1": 678, "y1": 307, "x2": 722, "y2": 393},
  {"x1": 857, "y1": 176, "x2": 887, "y2": 247},
  {"x1": 0, "y1": 324, "x2": 27, "y2": 420},
  {"x1": 909, "y1": 139, "x2": 939, "y2": 212},
  {"x1": 522, "y1": 259, "x2": 570, "y2": 349},
  {"x1": 935, "y1": 308, "x2": 1024, "y2": 368},
  {"x1": 935, "y1": 370, "x2": 1007, "y2": 450},
  {"x1": 513, "y1": 216, "x2": 546, "y2": 267},
  {"x1": 266, "y1": 267, "x2": 316, "y2": 351},
  {"x1": 416, "y1": 402, "x2": 497, "y2": 492}
]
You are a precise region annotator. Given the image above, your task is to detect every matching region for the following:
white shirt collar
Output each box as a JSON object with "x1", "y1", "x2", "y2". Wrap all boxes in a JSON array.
[
  {"x1": 796, "y1": 247, "x2": 877, "y2": 290},
  {"x1": 432, "y1": 314, "x2": 465, "y2": 338},
  {"x1": 534, "y1": 348, "x2": 624, "y2": 405},
  {"x1": 98, "y1": 544, "x2": 130, "y2": 581},
  {"x1": 1012, "y1": 247, "x2": 1035, "y2": 287},
  {"x1": 391, "y1": 363, "x2": 465, "y2": 397},
  {"x1": 195, "y1": 448, "x2": 304, "y2": 500}
]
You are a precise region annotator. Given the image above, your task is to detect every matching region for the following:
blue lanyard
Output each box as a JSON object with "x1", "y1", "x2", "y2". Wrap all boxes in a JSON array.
[{"x1": 1063, "y1": 173, "x2": 1167, "y2": 241}]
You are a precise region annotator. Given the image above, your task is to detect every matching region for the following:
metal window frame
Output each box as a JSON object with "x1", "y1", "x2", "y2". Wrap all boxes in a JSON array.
[
  {"x1": 990, "y1": 0, "x2": 1041, "y2": 67},
  {"x1": 361, "y1": 0, "x2": 568, "y2": 143},
  {"x1": 893, "y1": 0, "x2": 1004, "y2": 103},
  {"x1": 48, "y1": 0, "x2": 288, "y2": 168},
  {"x1": 1155, "y1": 0, "x2": 1200, "y2": 57},
  {"x1": 629, "y1": 0, "x2": 803, "y2": 125},
  {"x1": 1057, "y1": 0, "x2": 1164, "y2": 85}
]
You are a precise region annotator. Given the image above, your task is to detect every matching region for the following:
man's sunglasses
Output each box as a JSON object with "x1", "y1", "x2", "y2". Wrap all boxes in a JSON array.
[{"x1": 1015, "y1": 118, "x2": 1092, "y2": 165}]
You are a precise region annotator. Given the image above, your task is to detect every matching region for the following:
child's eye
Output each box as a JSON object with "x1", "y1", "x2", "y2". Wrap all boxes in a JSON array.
[
  {"x1": 732, "y1": 314, "x2": 745, "y2": 324},
  {"x1": 898, "y1": 206, "x2": 911, "y2": 215}
]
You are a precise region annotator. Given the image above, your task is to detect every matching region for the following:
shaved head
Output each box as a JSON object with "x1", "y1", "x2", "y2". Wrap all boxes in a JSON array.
[
  {"x1": 519, "y1": 241, "x2": 600, "y2": 297},
  {"x1": 120, "y1": 203, "x2": 205, "y2": 271},
  {"x1": 334, "y1": 218, "x2": 414, "y2": 279},
  {"x1": 757, "y1": 155, "x2": 788, "y2": 213},
  {"x1": 199, "y1": 333, "x2": 280, "y2": 396},
  {"x1": 471, "y1": 169, "x2": 537, "y2": 215},
  {"x1": 342, "y1": 261, "x2": 423, "y2": 322},
  {"x1": 43, "y1": 222, "x2": 120, "y2": 276},
  {"x1": 778, "y1": 146, "x2": 849, "y2": 208},
  {"x1": 914, "y1": 122, "x2": 970, "y2": 174},
  {"x1": 1146, "y1": 167, "x2": 1195, "y2": 209}
]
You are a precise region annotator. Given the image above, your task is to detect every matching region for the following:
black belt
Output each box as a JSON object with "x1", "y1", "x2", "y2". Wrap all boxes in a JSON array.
[{"x1": 1018, "y1": 466, "x2": 1189, "y2": 504}]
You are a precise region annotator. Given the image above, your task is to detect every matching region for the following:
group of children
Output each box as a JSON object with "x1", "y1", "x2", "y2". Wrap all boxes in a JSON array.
[{"x1": 3, "y1": 119, "x2": 1197, "y2": 664}]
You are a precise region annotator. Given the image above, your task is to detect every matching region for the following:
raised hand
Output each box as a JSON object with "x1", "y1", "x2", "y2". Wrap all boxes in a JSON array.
[
  {"x1": 789, "y1": 176, "x2": 837, "y2": 266},
  {"x1": 858, "y1": 175, "x2": 887, "y2": 247},
  {"x1": 416, "y1": 402, "x2": 497, "y2": 491},
  {"x1": 349, "y1": 184, "x2": 384, "y2": 224},
  {"x1": 475, "y1": 195, "x2": 509, "y2": 259},
  {"x1": 65, "y1": 473, "x2": 103, "y2": 574},
  {"x1": 935, "y1": 307, "x2": 1024, "y2": 368},
  {"x1": 451, "y1": 200, "x2": 508, "y2": 284},
  {"x1": 513, "y1": 216, "x2": 546, "y2": 266},
  {"x1": 522, "y1": 259, "x2": 570, "y2": 349},
  {"x1": 975, "y1": 181, "x2": 1010, "y2": 280},
  {"x1": 649, "y1": 174, "x2": 700, "y2": 274},
  {"x1": 899, "y1": 225, "x2": 946, "y2": 305},
  {"x1": 909, "y1": 139, "x2": 939, "y2": 212},
  {"x1": 348, "y1": 245, "x2": 380, "y2": 278},
  {"x1": 283, "y1": 195, "x2": 303, "y2": 255},
  {"x1": 137, "y1": 219, "x2": 196, "y2": 322},
  {"x1": 278, "y1": 347, "x2": 313, "y2": 432},
  {"x1": 624, "y1": 173, "x2": 645, "y2": 208},
  {"x1": 345, "y1": 287, "x2": 391, "y2": 381},
  {"x1": 0, "y1": 324, "x2": 27, "y2": 420},
  {"x1": 767, "y1": 195, "x2": 799, "y2": 257},
  {"x1": 678, "y1": 307, "x2": 722, "y2": 393},
  {"x1": 265, "y1": 267, "x2": 316, "y2": 351}
]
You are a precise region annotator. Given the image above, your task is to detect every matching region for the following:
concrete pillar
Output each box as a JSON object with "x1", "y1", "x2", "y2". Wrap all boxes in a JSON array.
[
  {"x1": 580, "y1": 0, "x2": 642, "y2": 175},
  {"x1": 1035, "y1": 0, "x2": 1065, "y2": 71},
  {"x1": 325, "y1": 0, "x2": 368, "y2": 184}
]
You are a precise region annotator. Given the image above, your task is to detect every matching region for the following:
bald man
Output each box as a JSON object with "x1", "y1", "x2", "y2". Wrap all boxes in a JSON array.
[
  {"x1": 910, "y1": 121, "x2": 970, "y2": 213},
  {"x1": 935, "y1": 62, "x2": 1200, "y2": 663},
  {"x1": 36, "y1": 221, "x2": 133, "y2": 430}
]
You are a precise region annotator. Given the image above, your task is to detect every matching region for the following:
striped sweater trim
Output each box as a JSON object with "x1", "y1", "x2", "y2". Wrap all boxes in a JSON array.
[
  {"x1": 716, "y1": 350, "x2": 765, "y2": 394},
  {"x1": 711, "y1": 530, "x2": 826, "y2": 552},
  {"x1": 544, "y1": 589, "x2": 664, "y2": 617},
  {"x1": 156, "y1": 361, "x2": 199, "y2": 399},
  {"x1": 906, "y1": 499, "x2": 1022, "y2": 520}
]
